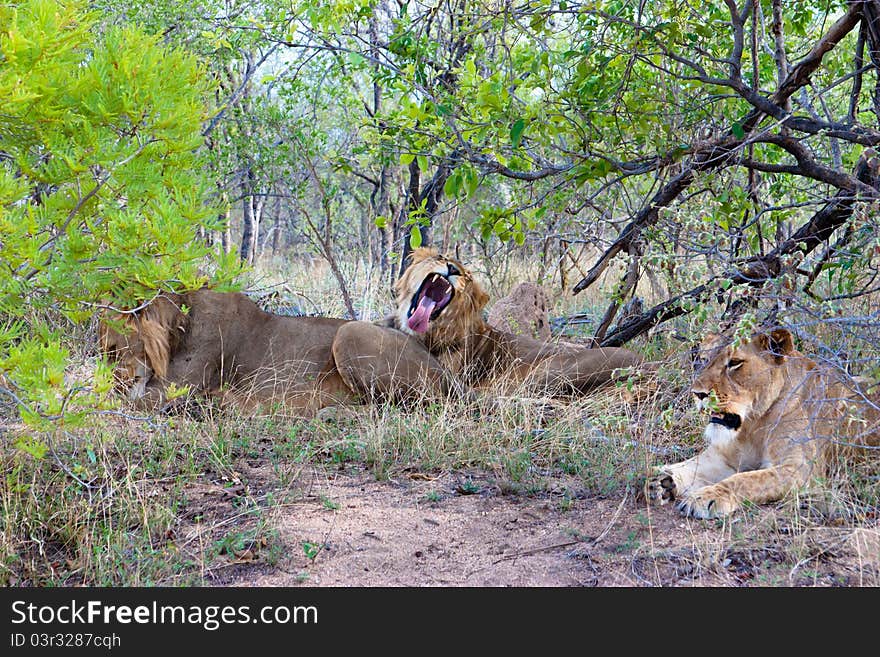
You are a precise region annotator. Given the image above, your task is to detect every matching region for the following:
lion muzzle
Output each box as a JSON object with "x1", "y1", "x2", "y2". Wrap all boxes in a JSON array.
[{"x1": 407, "y1": 272, "x2": 455, "y2": 333}]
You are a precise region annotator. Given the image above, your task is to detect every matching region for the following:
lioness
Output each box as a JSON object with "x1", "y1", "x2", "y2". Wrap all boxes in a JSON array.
[{"x1": 645, "y1": 329, "x2": 880, "y2": 518}]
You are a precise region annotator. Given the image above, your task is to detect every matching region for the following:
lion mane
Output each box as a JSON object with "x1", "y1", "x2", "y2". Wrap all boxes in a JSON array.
[
  {"x1": 646, "y1": 328, "x2": 880, "y2": 518},
  {"x1": 381, "y1": 248, "x2": 644, "y2": 395},
  {"x1": 98, "y1": 295, "x2": 188, "y2": 400}
]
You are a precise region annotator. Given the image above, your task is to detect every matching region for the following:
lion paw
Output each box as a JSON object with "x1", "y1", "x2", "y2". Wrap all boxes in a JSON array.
[
  {"x1": 644, "y1": 469, "x2": 678, "y2": 505},
  {"x1": 675, "y1": 487, "x2": 737, "y2": 519}
]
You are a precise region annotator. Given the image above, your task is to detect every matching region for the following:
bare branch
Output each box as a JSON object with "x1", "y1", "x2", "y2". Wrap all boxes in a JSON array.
[
  {"x1": 849, "y1": 19, "x2": 867, "y2": 122},
  {"x1": 598, "y1": 148, "x2": 880, "y2": 346}
]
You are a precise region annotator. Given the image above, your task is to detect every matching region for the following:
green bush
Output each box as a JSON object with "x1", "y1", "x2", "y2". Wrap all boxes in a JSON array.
[{"x1": 0, "y1": 0, "x2": 239, "y2": 434}]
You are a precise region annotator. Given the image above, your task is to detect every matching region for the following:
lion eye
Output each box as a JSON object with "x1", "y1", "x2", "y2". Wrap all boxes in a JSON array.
[
  {"x1": 727, "y1": 359, "x2": 744, "y2": 370},
  {"x1": 447, "y1": 263, "x2": 461, "y2": 277}
]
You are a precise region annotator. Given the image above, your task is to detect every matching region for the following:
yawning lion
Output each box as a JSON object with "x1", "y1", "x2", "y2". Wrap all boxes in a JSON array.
[{"x1": 381, "y1": 248, "x2": 644, "y2": 396}]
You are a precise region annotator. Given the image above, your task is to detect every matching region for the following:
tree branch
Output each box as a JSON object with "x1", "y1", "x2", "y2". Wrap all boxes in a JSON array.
[
  {"x1": 573, "y1": 4, "x2": 868, "y2": 296},
  {"x1": 597, "y1": 148, "x2": 880, "y2": 346}
]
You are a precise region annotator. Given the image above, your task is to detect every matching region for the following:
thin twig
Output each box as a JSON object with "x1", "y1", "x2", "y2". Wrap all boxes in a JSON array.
[{"x1": 492, "y1": 488, "x2": 630, "y2": 564}]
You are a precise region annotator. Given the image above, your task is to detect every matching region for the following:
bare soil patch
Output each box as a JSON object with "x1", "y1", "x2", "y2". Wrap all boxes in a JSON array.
[{"x1": 228, "y1": 468, "x2": 880, "y2": 587}]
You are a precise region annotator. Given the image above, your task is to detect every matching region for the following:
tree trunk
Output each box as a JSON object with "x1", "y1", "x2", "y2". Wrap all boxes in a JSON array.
[
  {"x1": 251, "y1": 190, "x2": 265, "y2": 264},
  {"x1": 239, "y1": 168, "x2": 264, "y2": 264},
  {"x1": 271, "y1": 195, "x2": 283, "y2": 256},
  {"x1": 396, "y1": 157, "x2": 456, "y2": 278},
  {"x1": 219, "y1": 189, "x2": 231, "y2": 255},
  {"x1": 239, "y1": 181, "x2": 254, "y2": 264},
  {"x1": 396, "y1": 159, "x2": 422, "y2": 278},
  {"x1": 376, "y1": 166, "x2": 390, "y2": 278},
  {"x1": 220, "y1": 209, "x2": 231, "y2": 255}
]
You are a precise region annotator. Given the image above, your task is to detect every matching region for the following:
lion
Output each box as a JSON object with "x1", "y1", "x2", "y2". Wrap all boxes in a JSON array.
[
  {"x1": 645, "y1": 328, "x2": 880, "y2": 519},
  {"x1": 100, "y1": 248, "x2": 643, "y2": 413},
  {"x1": 379, "y1": 248, "x2": 643, "y2": 396},
  {"x1": 99, "y1": 289, "x2": 464, "y2": 414}
]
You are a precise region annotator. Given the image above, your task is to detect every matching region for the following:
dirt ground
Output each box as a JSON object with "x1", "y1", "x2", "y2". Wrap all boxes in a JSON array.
[{"x1": 228, "y1": 467, "x2": 880, "y2": 587}]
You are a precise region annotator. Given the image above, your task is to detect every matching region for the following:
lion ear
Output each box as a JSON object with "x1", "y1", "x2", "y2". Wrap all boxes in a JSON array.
[
  {"x1": 756, "y1": 328, "x2": 794, "y2": 362},
  {"x1": 691, "y1": 332, "x2": 718, "y2": 369},
  {"x1": 769, "y1": 328, "x2": 795, "y2": 356},
  {"x1": 472, "y1": 281, "x2": 489, "y2": 312}
]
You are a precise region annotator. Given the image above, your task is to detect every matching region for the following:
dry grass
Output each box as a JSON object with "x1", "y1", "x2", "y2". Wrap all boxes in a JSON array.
[{"x1": 1, "y1": 254, "x2": 878, "y2": 586}]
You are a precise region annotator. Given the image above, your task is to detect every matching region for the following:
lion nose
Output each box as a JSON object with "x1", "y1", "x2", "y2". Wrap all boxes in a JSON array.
[{"x1": 693, "y1": 391, "x2": 709, "y2": 400}]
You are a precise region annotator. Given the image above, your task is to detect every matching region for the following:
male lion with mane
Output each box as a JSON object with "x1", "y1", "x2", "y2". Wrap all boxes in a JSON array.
[
  {"x1": 99, "y1": 289, "x2": 464, "y2": 414},
  {"x1": 381, "y1": 248, "x2": 643, "y2": 395},
  {"x1": 645, "y1": 328, "x2": 880, "y2": 519},
  {"x1": 99, "y1": 248, "x2": 642, "y2": 413}
]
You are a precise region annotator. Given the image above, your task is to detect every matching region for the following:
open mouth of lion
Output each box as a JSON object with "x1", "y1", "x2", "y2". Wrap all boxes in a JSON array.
[
  {"x1": 709, "y1": 411, "x2": 742, "y2": 431},
  {"x1": 407, "y1": 272, "x2": 455, "y2": 333}
]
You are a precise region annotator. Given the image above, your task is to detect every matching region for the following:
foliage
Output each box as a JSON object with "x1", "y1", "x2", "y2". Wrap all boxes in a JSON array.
[
  {"x1": 6, "y1": 0, "x2": 880, "y2": 432},
  {"x1": 0, "y1": 0, "x2": 240, "y2": 434},
  {"x1": 111, "y1": 0, "x2": 879, "y2": 320}
]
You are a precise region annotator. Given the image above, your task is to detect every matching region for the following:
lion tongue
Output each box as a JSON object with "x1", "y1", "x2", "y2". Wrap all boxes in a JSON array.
[{"x1": 408, "y1": 296, "x2": 437, "y2": 333}]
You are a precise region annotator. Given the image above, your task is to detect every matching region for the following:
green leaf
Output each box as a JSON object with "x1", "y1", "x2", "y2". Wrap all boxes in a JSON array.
[
  {"x1": 374, "y1": 215, "x2": 388, "y2": 229},
  {"x1": 444, "y1": 171, "x2": 461, "y2": 198},
  {"x1": 464, "y1": 167, "x2": 479, "y2": 197},
  {"x1": 417, "y1": 154, "x2": 429, "y2": 172},
  {"x1": 400, "y1": 152, "x2": 416, "y2": 165},
  {"x1": 14, "y1": 436, "x2": 48, "y2": 460},
  {"x1": 510, "y1": 118, "x2": 526, "y2": 148},
  {"x1": 409, "y1": 225, "x2": 422, "y2": 249},
  {"x1": 301, "y1": 541, "x2": 320, "y2": 560},
  {"x1": 165, "y1": 383, "x2": 190, "y2": 400},
  {"x1": 732, "y1": 121, "x2": 745, "y2": 139}
]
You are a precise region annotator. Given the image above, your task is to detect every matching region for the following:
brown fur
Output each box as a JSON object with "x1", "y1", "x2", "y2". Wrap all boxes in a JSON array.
[
  {"x1": 98, "y1": 294, "x2": 188, "y2": 399},
  {"x1": 487, "y1": 281, "x2": 551, "y2": 341},
  {"x1": 646, "y1": 329, "x2": 880, "y2": 518},
  {"x1": 387, "y1": 248, "x2": 644, "y2": 396},
  {"x1": 99, "y1": 289, "x2": 458, "y2": 414},
  {"x1": 101, "y1": 250, "x2": 644, "y2": 413}
]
